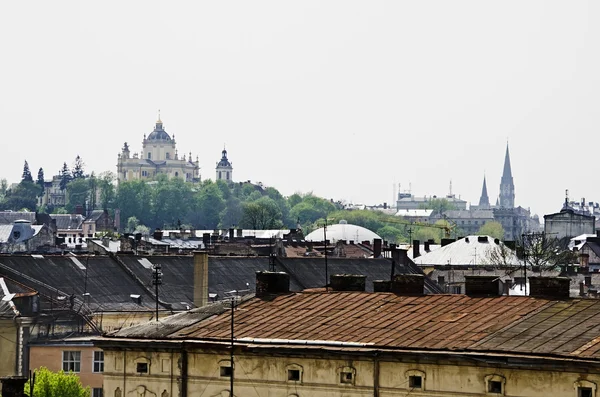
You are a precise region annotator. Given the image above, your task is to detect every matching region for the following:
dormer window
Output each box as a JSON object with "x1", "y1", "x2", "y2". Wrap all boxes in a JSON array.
[{"x1": 485, "y1": 374, "x2": 505, "y2": 395}]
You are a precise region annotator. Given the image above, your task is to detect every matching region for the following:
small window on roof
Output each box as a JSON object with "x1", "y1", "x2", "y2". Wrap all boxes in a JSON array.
[
  {"x1": 485, "y1": 374, "x2": 505, "y2": 395},
  {"x1": 409, "y1": 375, "x2": 422, "y2": 389},
  {"x1": 288, "y1": 369, "x2": 300, "y2": 381}
]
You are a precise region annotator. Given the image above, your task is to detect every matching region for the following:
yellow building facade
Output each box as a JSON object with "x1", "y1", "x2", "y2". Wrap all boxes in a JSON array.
[{"x1": 117, "y1": 117, "x2": 200, "y2": 183}]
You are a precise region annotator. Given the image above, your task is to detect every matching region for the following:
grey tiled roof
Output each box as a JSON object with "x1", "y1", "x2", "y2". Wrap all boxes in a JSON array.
[{"x1": 0, "y1": 211, "x2": 36, "y2": 225}]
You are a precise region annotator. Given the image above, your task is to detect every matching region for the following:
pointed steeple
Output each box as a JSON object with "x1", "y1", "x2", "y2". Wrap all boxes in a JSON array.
[
  {"x1": 499, "y1": 143, "x2": 515, "y2": 208},
  {"x1": 478, "y1": 175, "x2": 490, "y2": 208}
]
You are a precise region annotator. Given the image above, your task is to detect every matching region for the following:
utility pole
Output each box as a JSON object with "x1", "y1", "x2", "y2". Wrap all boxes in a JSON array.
[
  {"x1": 152, "y1": 263, "x2": 162, "y2": 321},
  {"x1": 324, "y1": 219, "x2": 328, "y2": 291},
  {"x1": 230, "y1": 296, "x2": 235, "y2": 397}
]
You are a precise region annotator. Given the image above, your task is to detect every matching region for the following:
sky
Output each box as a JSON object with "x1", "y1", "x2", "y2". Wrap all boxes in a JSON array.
[{"x1": 1, "y1": 1, "x2": 599, "y2": 219}]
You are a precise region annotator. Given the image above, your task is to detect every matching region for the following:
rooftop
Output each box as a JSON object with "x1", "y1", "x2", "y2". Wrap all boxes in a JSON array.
[{"x1": 107, "y1": 292, "x2": 600, "y2": 361}]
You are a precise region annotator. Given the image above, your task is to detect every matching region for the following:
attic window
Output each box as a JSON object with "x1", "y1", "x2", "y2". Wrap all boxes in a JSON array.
[
  {"x1": 220, "y1": 366, "x2": 232, "y2": 377},
  {"x1": 409, "y1": 375, "x2": 422, "y2": 389},
  {"x1": 579, "y1": 388, "x2": 593, "y2": 397},
  {"x1": 488, "y1": 380, "x2": 502, "y2": 393},
  {"x1": 136, "y1": 363, "x2": 148, "y2": 373},
  {"x1": 288, "y1": 369, "x2": 301, "y2": 381},
  {"x1": 340, "y1": 371, "x2": 354, "y2": 384}
]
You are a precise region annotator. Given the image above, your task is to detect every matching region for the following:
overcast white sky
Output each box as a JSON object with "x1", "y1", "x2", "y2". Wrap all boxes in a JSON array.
[{"x1": 1, "y1": 1, "x2": 598, "y2": 218}]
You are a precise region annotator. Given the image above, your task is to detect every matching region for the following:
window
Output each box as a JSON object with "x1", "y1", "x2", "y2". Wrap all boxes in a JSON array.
[
  {"x1": 288, "y1": 369, "x2": 301, "y2": 381},
  {"x1": 147, "y1": 152, "x2": 152, "y2": 159},
  {"x1": 62, "y1": 351, "x2": 81, "y2": 372},
  {"x1": 136, "y1": 362, "x2": 148, "y2": 373},
  {"x1": 175, "y1": 172, "x2": 179, "y2": 177},
  {"x1": 220, "y1": 366, "x2": 232, "y2": 377},
  {"x1": 405, "y1": 370, "x2": 426, "y2": 391},
  {"x1": 93, "y1": 351, "x2": 104, "y2": 373},
  {"x1": 488, "y1": 381, "x2": 502, "y2": 393},
  {"x1": 409, "y1": 375, "x2": 422, "y2": 389},
  {"x1": 485, "y1": 374, "x2": 505, "y2": 395},
  {"x1": 580, "y1": 388, "x2": 593, "y2": 397},
  {"x1": 575, "y1": 380, "x2": 597, "y2": 397},
  {"x1": 166, "y1": 152, "x2": 170, "y2": 160},
  {"x1": 452, "y1": 285, "x2": 461, "y2": 294},
  {"x1": 340, "y1": 371, "x2": 354, "y2": 384},
  {"x1": 218, "y1": 171, "x2": 222, "y2": 179},
  {"x1": 92, "y1": 388, "x2": 103, "y2": 397}
]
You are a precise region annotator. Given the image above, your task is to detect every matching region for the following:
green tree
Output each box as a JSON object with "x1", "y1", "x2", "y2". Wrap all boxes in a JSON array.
[
  {"x1": 36, "y1": 167, "x2": 45, "y2": 195},
  {"x1": 72, "y1": 155, "x2": 85, "y2": 179},
  {"x1": 476, "y1": 221, "x2": 505, "y2": 240},
  {"x1": 59, "y1": 162, "x2": 72, "y2": 190},
  {"x1": 287, "y1": 193, "x2": 303, "y2": 208},
  {"x1": 116, "y1": 180, "x2": 152, "y2": 228},
  {"x1": 0, "y1": 178, "x2": 7, "y2": 200},
  {"x1": 290, "y1": 195, "x2": 336, "y2": 225},
  {"x1": 127, "y1": 216, "x2": 140, "y2": 233},
  {"x1": 0, "y1": 182, "x2": 41, "y2": 211},
  {"x1": 25, "y1": 366, "x2": 90, "y2": 397},
  {"x1": 240, "y1": 196, "x2": 283, "y2": 229},
  {"x1": 220, "y1": 196, "x2": 243, "y2": 228},
  {"x1": 98, "y1": 171, "x2": 116, "y2": 210},
  {"x1": 264, "y1": 187, "x2": 291, "y2": 226},
  {"x1": 377, "y1": 225, "x2": 404, "y2": 244},
  {"x1": 22, "y1": 160, "x2": 33, "y2": 183},
  {"x1": 66, "y1": 178, "x2": 89, "y2": 213},
  {"x1": 194, "y1": 181, "x2": 225, "y2": 229},
  {"x1": 152, "y1": 175, "x2": 194, "y2": 229}
]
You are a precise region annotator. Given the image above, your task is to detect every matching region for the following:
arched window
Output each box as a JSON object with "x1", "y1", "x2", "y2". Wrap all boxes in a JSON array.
[
  {"x1": 147, "y1": 152, "x2": 152, "y2": 160},
  {"x1": 166, "y1": 152, "x2": 170, "y2": 160}
]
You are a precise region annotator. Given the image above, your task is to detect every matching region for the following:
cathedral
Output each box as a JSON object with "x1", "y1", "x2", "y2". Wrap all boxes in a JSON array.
[{"x1": 116, "y1": 117, "x2": 235, "y2": 184}]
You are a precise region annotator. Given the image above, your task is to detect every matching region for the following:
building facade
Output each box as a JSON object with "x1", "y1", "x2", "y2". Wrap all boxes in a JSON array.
[{"x1": 117, "y1": 117, "x2": 200, "y2": 183}]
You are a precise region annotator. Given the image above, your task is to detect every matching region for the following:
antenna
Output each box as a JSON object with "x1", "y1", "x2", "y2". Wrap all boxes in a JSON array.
[{"x1": 449, "y1": 180, "x2": 453, "y2": 196}]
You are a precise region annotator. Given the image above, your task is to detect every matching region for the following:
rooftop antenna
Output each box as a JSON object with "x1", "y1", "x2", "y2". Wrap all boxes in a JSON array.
[
  {"x1": 449, "y1": 179, "x2": 453, "y2": 196},
  {"x1": 324, "y1": 219, "x2": 328, "y2": 291}
]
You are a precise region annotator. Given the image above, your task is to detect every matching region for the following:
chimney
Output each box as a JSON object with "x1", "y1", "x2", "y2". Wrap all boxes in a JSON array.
[
  {"x1": 237, "y1": 228, "x2": 243, "y2": 237},
  {"x1": 412, "y1": 240, "x2": 420, "y2": 258},
  {"x1": 585, "y1": 276, "x2": 592, "y2": 286},
  {"x1": 193, "y1": 251, "x2": 209, "y2": 308},
  {"x1": 390, "y1": 274, "x2": 424, "y2": 295},
  {"x1": 441, "y1": 238, "x2": 455, "y2": 247},
  {"x1": 1, "y1": 377, "x2": 28, "y2": 397},
  {"x1": 529, "y1": 277, "x2": 570, "y2": 299},
  {"x1": 256, "y1": 271, "x2": 290, "y2": 298},
  {"x1": 477, "y1": 236, "x2": 488, "y2": 243},
  {"x1": 424, "y1": 240, "x2": 430, "y2": 252},
  {"x1": 373, "y1": 238, "x2": 382, "y2": 258},
  {"x1": 75, "y1": 205, "x2": 83, "y2": 215},
  {"x1": 391, "y1": 247, "x2": 408, "y2": 267},
  {"x1": 229, "y1": 228, "x2": 234, "y2": 240},
  {"x1": 202, "y1": 233, "x2": 211, "y2": 246},
  {"x1": 503, "y1": 279, "x2": 513, "y2": 295},
  {"x1": 465, "y1": 276, "x2": 501, "y2": 297},
  {"x1": 330, "y1": 274, "x2": 366, "y2": 292},
  {"x1": 580, "y1": 281, "x2": 585, "y2": 297},
  {"x1": 153, "y1": 228, "x2": 163, "y2": 241},
  {"x1": 373, "y1": 280, "x2": 391, "y2": 292}
]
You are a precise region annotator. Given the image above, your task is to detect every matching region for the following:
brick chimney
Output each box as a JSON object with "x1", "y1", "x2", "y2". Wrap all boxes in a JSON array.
[
  {"x1": 330, "y1": 274, "x2": 366, "y2": 292},
  {"x1": 390, "y1": 274, "x2": 424, "y2": 295},
  {"x1": 412, "y1": 240, "x2": 421, "y2": 258},
  {"x1": 373, "y1": 238, "x2": 382, "y2": 258},
  {"x1": 193, "y1": 251, "x2": 209, "y2": 308},
  {"x1": 256, "y1": 271, "x2": 290, "y2": 298},
  {"x1": 465, "y1": 276, "x2": 501, "y2": 297},
  {"x1": 373, "y1": 280, "x2": 391, "y2": 292},
  {"x1": 529, "y1": 277, "x2": 570, "y2": 299},
  {"x1": 1, "y1": 377, "x2": 28, "y2": 397}
]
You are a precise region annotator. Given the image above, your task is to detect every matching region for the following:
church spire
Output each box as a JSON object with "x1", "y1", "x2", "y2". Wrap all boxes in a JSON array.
[
  {"x1": 499, "y1": 143, "x2": 515, "y2": 208},
  {"x1": 478, "y1": 175, "x2": 490, "y2": 208}
]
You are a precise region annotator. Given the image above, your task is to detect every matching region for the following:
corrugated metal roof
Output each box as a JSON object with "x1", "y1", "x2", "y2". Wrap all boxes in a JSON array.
[
  {"x1": 107, "y1": 292, "x2": 600, "y2": 360},
  {"x1": 413, "y1": 236, "x2": 519, "y2": 266}
]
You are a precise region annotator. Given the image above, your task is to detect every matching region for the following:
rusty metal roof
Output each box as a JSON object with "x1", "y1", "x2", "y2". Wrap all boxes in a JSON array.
[
  {"x1": 106, "y1": 292, "x2": 600, "y2": 361},
  {"x1": 171, "y1": 293, "x2": 544, "y2": 349}
]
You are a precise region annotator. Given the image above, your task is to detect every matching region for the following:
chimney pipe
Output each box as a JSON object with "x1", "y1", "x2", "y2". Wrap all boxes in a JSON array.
[
  {"x1": 1, "y1": 377, "x2": 28, "y2": 397},
  {"x1": 373, "y1": 238, "x2": 382, "y2": 258},
  {"x1": 256, "y1": 271, "x2": 290, "y2": 298},
  {"x1": 465, "y1": 276, "x2": 501, "y2": 297},
  {"x1": 229, "y1": 228, "x2": 234, "y2": 240},
  {"x1": 529, "y1": 277, "x2": 570, "y2": 299},
  {"x1": 580, "y1": 281, "x2": 586, "y2": 297},
  {"x1": 390, "y1": 274, "x2": 424, "y2": 295},
  {"x1": 330, "y1": 274, "x2": 366, "y2": 292},
  {"x1": 441, "y1": 238, "x2": 455, "y2": 247},
  {"x1": 193, "y1": 251, "x2": 209, "y2": 308},
  {"x1": 424, "y1": 240, "x2": 430, "y2": 252},
  {"x1": 412, "y1": 240, "x2": 420, "y2": 258}
]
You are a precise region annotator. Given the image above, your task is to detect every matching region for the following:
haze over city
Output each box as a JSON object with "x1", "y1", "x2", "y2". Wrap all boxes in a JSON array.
[{"x1": 1, "y1": 1, "x2": 599, "y2": 218}]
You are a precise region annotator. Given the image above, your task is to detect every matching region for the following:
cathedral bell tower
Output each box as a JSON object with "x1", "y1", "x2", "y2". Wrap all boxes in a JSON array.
[{"x1": 215, "y1": 147, "x2": 233, "y2": 182}]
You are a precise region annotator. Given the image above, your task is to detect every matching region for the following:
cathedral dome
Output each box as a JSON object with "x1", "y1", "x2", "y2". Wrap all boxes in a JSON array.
[
  {"x1": 217, "y1": 149, "x2": 232, "y2": 168},
  {"x1": 147, "y1": 119, "x2": 171, "y2": 141}
]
